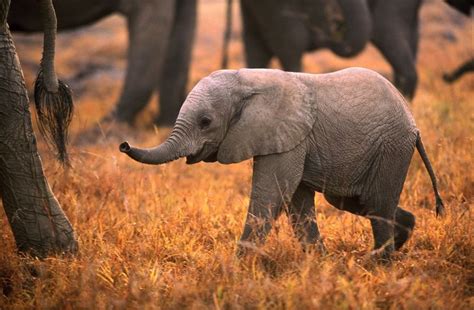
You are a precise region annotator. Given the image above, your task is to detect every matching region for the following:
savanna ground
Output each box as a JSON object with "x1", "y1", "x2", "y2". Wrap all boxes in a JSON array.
[{"x1": 1, "y1": 0, "x2": 473, "y2": 308}]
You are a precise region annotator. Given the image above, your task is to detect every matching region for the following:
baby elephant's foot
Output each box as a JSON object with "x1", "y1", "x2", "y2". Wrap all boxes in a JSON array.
[
  {"x1": 370, "y1": 217, "x2": 395, "y2": 263},
  {"x1": 370, "y1": 244, "x2": 394, "y2": 264},
  {"x1": 394, "y1": 208, "x2": 415, "y2": 251}
]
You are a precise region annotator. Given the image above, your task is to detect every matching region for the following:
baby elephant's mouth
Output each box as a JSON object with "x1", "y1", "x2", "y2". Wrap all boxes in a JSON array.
[{"x1": 186, "y1": 145, "x2": 218, "y2": 164}]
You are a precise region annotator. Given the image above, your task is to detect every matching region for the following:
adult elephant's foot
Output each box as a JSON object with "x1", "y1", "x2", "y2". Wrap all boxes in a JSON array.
[
  {"x1": 154, "y1": 115, "x2": 177, "y2": 127},
  {"x1": 369, "y1": 252, "x2": 393, "y2": 266},
  {"x1": 395, "y1": 74, "x2": 417, "y2": 101},
  {"x1": 153, "y1": 97, "x2": 182, "y2": 126},
  {"x1": 154, "y1": 109, "x2": 179, "y2": 127},
  {"x1": 107, "y1": 108, "x2": 136, "y2": 125}
]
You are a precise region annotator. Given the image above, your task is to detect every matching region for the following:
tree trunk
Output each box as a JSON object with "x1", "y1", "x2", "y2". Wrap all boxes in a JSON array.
[{"x1": 0, "y1": 0, "x2": 77, "y2": 257}]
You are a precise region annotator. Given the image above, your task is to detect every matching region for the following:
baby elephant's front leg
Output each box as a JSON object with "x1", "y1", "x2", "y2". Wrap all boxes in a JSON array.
[
  {"x1": 288, "y1": 183, "x2": 326, "y2": 254},
  {"x1": 237, "y1": 149, "x2": 305, "y2": 256},
  {"x1": 238, "y1": 196, "x2": 281, "y2": 256}
]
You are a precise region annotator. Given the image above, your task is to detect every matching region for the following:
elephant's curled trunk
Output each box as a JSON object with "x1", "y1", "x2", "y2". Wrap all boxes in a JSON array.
[
  {"x1": 120, "y1": 125, "x2": 193, "y2": 165},
  {"x1": 119, "y1": 141, "x2": 179, "y2": 165},
  {"x1": 328, "y1": 0, "x2": 371, "y2": 58}
]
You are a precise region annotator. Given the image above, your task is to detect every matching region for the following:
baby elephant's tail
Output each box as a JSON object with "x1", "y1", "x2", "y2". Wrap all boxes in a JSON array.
[{"x1": 416, "y1": 133, "x2": 445, "y2": 216}]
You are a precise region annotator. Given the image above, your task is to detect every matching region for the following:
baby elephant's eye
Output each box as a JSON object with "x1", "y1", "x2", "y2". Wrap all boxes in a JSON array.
[{"x1": 199, "y1": 116, "x2": 212, "y2": 129}]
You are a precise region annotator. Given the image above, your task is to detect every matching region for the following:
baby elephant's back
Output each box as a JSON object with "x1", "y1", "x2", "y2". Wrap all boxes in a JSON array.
[
  {"x1": 301, "y1": 67, "x2": 417, "y2": 143},
  {"x1": 297, "y1": 68, "x2": 418, "y2": 196}
]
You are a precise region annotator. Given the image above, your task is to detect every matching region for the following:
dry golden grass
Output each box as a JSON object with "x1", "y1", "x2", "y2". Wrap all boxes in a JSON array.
[{"x1": 1, "y1": 0, "x2": 473, "y2": 308}]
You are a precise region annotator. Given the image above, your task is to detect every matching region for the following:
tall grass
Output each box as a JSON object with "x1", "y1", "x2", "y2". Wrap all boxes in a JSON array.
[{"x1": 1, "y1": 0, "x2": 472, "y2": 308}]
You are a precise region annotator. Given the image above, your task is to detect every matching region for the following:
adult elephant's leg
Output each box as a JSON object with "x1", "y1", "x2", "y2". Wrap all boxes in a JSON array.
[
  {"x1": 114, "y1": 0, "x2": 175, "y2": 123},
  {"x1": 288, "y1": 183, "x2": 326, "y2": 253},
  {"x1": 371, "y1": 1, "x2": 420, "y2": 99},
  {"x1": 0, "y1": 23, "x2": 77, "y2": 257},
  {"x1": 408, "y1": 14, "x2": 419, "y2": 61},
  {"x1": 372, "y1": 30, "x2": 417, "y2": 99},
  {"x1": 270, "y1": 27, "x2": 305, "y2": 71},
  {"x1": 240, "y1": 1, "x2": 272, "y2": 68},
  {"x1": 156, "y1": 0, "x2": 197, "y2": 125},
  {"x1": 278, "y1": 54, "x2": 303, "y2": 72},
  {"x1": 372, "y1": 27, "x2": 417, "y2": 99},
  {"x1": 271, "y1": 23, "x2": 305, "y2": 71},
  {"x1": 238, "y1": 145, "x2": 306, "y2": 256}
]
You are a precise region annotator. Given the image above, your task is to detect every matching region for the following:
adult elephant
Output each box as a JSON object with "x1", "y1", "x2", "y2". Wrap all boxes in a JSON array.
[
  {"x1": 443, "y1": 0, "x2": 473, "y2": 83},
  {"x1": 1, "y1": 0, "x2": 77, "y2": 256},
  {"x1": 8, "y1": 0, "x2": 197, "y2": 125},
  {"x1": 230, "y1": 0, "x2": 420, "y2": 99}
]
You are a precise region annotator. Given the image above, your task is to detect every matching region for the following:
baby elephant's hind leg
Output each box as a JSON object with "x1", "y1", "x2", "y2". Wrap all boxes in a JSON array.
[
  {"x1": 369, "y1": 213, "x2": 395, "y2": 260},
  {"x1": 288, "y1": 183, "x2": 326, "y2": 253},
  {"x1": 325, "y1": 194, "x2": 398, "y2": 259},
  {"x1": 394, "y1": 207, "x2": 415, "y2": 250}
]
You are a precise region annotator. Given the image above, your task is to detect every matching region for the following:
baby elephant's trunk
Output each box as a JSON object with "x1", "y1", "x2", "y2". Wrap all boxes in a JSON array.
[
  {"x1": 415, "y1": 133, "x2": 445, "y2": 216},
  {"x1": 119, "y1": 140, "x2": 180, "y2": 165}
]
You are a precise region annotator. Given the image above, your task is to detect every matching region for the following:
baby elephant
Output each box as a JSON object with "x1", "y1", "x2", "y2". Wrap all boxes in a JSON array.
[{"x1": 120, "y1": 68, "x2": 444, "y2": 259}]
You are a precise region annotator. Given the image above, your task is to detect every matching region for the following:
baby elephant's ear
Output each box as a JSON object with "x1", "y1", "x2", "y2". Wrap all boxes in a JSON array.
[{"x1": 217, "y1": 70, "x2": 316, "y2": 164}]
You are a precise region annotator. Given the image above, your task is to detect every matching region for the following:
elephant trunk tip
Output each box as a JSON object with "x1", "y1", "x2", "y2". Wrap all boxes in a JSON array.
[{"x1": 119, "y1": 141, "x2": 131, "y2": 153}]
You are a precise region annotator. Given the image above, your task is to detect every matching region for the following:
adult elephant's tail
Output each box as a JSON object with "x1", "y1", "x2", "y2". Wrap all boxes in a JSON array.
[
  {"x1": 221, "y1": 0, "x2": 233, "y2": 68},
  {"x1": 34, "y1": 0, "x2": 74, "y2": 165},
  {"x1": 416, "y1": 132, "x2": 445, "y2": 216}
]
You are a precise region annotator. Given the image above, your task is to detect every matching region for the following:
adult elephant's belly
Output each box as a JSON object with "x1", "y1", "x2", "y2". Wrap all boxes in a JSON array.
[{"x1": 8, "y1": 0, "x2": 116, "y2": 32}]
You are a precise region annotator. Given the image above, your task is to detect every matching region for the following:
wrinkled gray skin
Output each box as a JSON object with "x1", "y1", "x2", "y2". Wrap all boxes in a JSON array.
[
  {"x1": 0, "y1": 0, "x2": 77, "y2": 257},
  {"x1": 8, "y1": 0, "x2": 196, "y2": 125},
  {"x1": 120, "y1": 68, "x2": 444, "y2": 259},
  {"x1": 236, "y1": 0, "x2": 420, "y2": 99}
]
